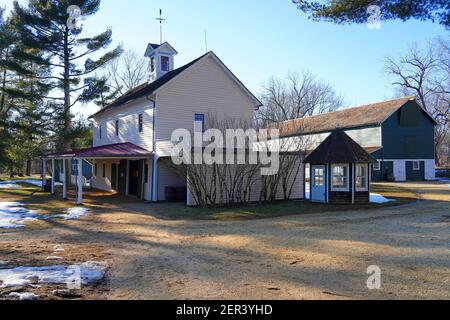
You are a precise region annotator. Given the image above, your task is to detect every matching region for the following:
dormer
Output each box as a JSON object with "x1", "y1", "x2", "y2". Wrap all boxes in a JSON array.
[{"x1": 144, "y1": 42, "x2": 178, "y2": 82}]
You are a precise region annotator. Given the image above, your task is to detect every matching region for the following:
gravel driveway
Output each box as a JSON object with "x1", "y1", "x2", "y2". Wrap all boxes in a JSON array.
[{"x1": 1, "y1": 182, "x2": 449, "y2": 300}]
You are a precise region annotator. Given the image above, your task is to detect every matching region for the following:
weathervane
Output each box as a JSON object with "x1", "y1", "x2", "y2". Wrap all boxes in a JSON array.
[{"x1": 156, "y1": 9, "x2": 166, "y2": 44}]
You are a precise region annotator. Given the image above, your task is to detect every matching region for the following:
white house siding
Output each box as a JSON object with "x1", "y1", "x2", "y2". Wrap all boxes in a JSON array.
[
  {"x1": 393, "y1": 160, "x2": 407, "y2": 182},
  {"x1": 186, "y1": 161, "x2": 304, "y2": 206},
  {"x1": 155, "y1": 55, "x2": 256, "y2": 157},
  {"x1": 91, "y1": 159, "x2": 117, "y2": 192},
  {"x1": 157, "y1": 158, "x2": 186, "y2": 201},
  {"x1": 92, "y1": 97, "x2": 154, "y2": 151}
]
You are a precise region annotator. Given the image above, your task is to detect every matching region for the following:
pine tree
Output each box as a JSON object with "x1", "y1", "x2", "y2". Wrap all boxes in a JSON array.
[
  {"x1": 12, "y1": 0, "x2": 122, "y2": 150},
  {"x1": 12, "y1": 0, "x2": 122, "y2": 180}
]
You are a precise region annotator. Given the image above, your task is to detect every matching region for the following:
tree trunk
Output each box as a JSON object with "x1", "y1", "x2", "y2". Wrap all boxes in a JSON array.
[
  {"x1": 26, "y1": 160, "x2": 32, "y2": 176},
  {"x1": 63, "y1": 27, "x2": 72, "y2": 186}
]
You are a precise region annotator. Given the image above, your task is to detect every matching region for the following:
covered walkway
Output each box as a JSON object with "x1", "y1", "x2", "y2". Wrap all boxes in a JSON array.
[{"x1": 43, "y1": 143, "x2": 152, "y2": 205}]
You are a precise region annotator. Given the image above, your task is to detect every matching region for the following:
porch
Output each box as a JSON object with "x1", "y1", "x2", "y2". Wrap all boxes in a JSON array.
[{"x1": 43, "y1": 143, "x2": 153, "y2": 205}]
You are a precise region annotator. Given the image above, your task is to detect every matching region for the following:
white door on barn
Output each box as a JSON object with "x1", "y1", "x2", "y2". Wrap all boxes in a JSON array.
[{"x1": 311, "y1": 165, "x2": 326, "y2": 203}]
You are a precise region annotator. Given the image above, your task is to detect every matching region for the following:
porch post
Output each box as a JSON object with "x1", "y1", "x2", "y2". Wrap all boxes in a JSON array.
[
  {"x1": 152, "y1": 156, "x2": 159, "y2": 202},
  {"x1": 352, "y1": 163, "x2": 355, "y2": 205},
  {"x1": 76, "y1": 158, "x2": 83, "y2": 205},
  {"x1": 42, "y1": 158, "x2": 46, "y2": 190},
  {"x1": 62, "y1": 159, "x2": 67, "y2": 200},
  {"x1": 141, "y1": 160, "x2": 146, "y2": 200},
  {"x1": 51, "y1": 159, "x2": 55, "y2": 195}
]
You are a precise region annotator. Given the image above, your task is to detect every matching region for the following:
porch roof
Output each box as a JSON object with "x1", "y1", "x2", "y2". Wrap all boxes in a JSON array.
[{"x1": 44, "y1": 142, "x2": 152, "y2": 160}]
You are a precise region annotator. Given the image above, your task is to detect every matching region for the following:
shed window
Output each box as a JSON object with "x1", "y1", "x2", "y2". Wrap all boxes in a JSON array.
[
  {"x1": 373, "y1": 162, "x2": 381, "y2": 171},
  {"x1": 331, "y1": 164, "x2": 349, "y2": 191},
  {"x1": 115, "y1": 120, "x2": 119, "y2": 137},
  {"x1": 413, "y1": 161, "x2": 420, "y2": 171},
  {"x1": 314, "y1": 168, "x2": 324, "y2": 186},
  {"x1": 356, "y1": 164, "x2": 368, "y2": 191},
  {"x1": 138, "y1": 114, "x2": 143, "y2": 133}
]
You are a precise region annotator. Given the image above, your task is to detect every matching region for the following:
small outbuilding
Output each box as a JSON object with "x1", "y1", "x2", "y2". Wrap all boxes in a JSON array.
[{"x1": 305, "y1": 128, "x2": 378, "y2": 204}]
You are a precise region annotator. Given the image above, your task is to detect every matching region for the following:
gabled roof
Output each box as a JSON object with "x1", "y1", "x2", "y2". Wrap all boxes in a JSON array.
[
  {"x1": 277, "y1": 96, "x2": 436, "y2": 137},
  {"x1": 45, "y1": 143, "x2": 152, "y2": 159},
  {"x1": 305, "y1": 128, "x2": 378, "y2": 164},
  {"x1": 89, "y1": 51, "x2": 262, "y2": 119},
  {"x1": 145, "y1": 42, "x2": 179, "y2": 57}
]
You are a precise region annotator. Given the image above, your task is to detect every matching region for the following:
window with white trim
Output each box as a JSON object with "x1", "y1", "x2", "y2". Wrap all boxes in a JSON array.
[
  {"x1": 313, "y1": 168, "x2": 324, "y2": 186},
  {"x1": 413, "y1": 161, "x2": 420, "y2": 171},
  {"x1": 356, "y1": 164, "x2": 368, "y2": 191},
  {"x1": 331, "y1": 164, "x2": 349, "y2": 191},
  {"x1": 373, "y1": 161, "x2": 380, "y2": 171}
]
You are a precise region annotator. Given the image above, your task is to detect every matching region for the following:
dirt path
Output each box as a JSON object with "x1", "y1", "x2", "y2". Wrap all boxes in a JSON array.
[{"x1": 1, "y1": 182, "x2": 450, "y2": 300}]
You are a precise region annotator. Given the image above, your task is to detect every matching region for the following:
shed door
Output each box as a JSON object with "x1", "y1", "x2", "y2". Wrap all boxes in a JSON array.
[{"x1": 311, "y1": 165, "x2": 326, "y2": 203}]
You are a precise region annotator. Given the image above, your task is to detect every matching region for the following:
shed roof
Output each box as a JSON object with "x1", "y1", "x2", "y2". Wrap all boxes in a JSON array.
[{"x1": 304, "y1": 129, "x2": 378, "y2": 164}]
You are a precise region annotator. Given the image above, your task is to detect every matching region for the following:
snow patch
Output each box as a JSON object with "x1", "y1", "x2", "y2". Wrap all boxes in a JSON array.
[
  {"x1": 0, "y1": 261, "x2": 108, "y2": 288},
  {"x1": 0, "y1": 179, "x2": 42, "y2": 188},
  {"x1": 0, "y1": 184, "x2": 21, "y2": 189},
  {"x1": 9, "y1": 292, "x2": 39, "y2": 300},
  {"x1": 0, "y1": 202, "x2": 39, "y2": 229},
  {"x1": 54, "y1": 208, "x2": 89, "y2": 220},
  {"x1": 370, "y1": 193, "x2": 395, "y2": 204}
]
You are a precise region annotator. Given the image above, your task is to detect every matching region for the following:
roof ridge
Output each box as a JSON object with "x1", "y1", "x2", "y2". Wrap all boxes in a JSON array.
[{"x1": 278, "y1": 96, "x2": 415, "y2": 125}]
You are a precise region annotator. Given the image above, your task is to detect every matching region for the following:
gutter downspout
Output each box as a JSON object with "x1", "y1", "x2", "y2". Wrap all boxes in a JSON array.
[{"x1": 147, "y1": 96, "x2": 158, "y2": 202}]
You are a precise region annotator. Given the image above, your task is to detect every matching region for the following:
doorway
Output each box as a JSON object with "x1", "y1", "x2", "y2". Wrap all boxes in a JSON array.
[
  {"x1": 128, "y1": 160, "x2": 140, "y2": 196},
  {"x1": 311, "y1": 165, "x2": 326, "y2": 203},
  {"x1": 111, "y1": 163, "x2": 118, "y2": 191}
]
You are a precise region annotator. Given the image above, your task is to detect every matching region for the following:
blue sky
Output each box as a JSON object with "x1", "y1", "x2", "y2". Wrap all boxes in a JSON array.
[{"x1": 1, "y1": 0, "x2": 448, "y2": 117}]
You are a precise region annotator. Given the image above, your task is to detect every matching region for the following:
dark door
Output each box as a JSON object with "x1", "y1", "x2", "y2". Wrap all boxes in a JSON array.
[
  {"x1": 111, "y1": 164, "x2": 118, "y2": 191},
  {"x1": 128, "y1": 160, "x2": 140, "y2": 196},
  {"x1": 406, "y1": 161, "x2": 425, "y2": 181},
  {"x1": 118, "y1": 160, "x2": 127, "y2": 196}
]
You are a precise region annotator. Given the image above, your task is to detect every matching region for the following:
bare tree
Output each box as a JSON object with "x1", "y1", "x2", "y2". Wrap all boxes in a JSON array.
[
  {"x1": 105, "y1": 49, "x2": 147, "y2": 96},
  {"x1": 386, "y1": 37, "x2": 450, "y2": 166},
  {"x1": 256, "y1": 71, "x2": 344, "y2": 126}
]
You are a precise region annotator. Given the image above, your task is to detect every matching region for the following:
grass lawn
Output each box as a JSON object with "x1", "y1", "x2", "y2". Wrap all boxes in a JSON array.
[
  {"x1": 0, "y1": 176, "x2": 419, "y2": 221},
  {"x1": 0, "y1": 178, "x2": 74, "y2": 215},
  {"x1": 153, "y1": 184, "x2": 418, "y2": 221}
]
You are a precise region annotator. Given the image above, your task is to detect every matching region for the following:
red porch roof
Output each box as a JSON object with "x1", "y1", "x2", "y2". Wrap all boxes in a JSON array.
[{"x1": 45, "y1": 143, "x2": 152, "y2": 159}]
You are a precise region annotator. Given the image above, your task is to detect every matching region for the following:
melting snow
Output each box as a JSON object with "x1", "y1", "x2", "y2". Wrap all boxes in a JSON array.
[
  {"x1": 0, "y1": 202, "x2": 39, "y2": 229},
  {"x1": 370, "y1": 193, "x2": 395, "y2": 204},
  {"x1": 1, "y1": 202, "x2": 90, "y2": 229},
  {"x1": 0, "y1": 261, "x2": 108, "y2": 288},
  {"x1": 0, "y1": 179, "x2": 42, "y2": 188},
  {"x1": 54, "y1": 208, "x2": 89, "y2": 220},
  {"x1": 9, "y1": 292, "x2": 39, "y2": 300}
]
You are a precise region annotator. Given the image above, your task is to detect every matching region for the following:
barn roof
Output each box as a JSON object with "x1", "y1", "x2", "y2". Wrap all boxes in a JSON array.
[
  {"x1": 276, "y1": 96, "x2": 434, "y2": 137},
  {"x1": 304, "y1": 128, "x2": 378, "y2": 164}
]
